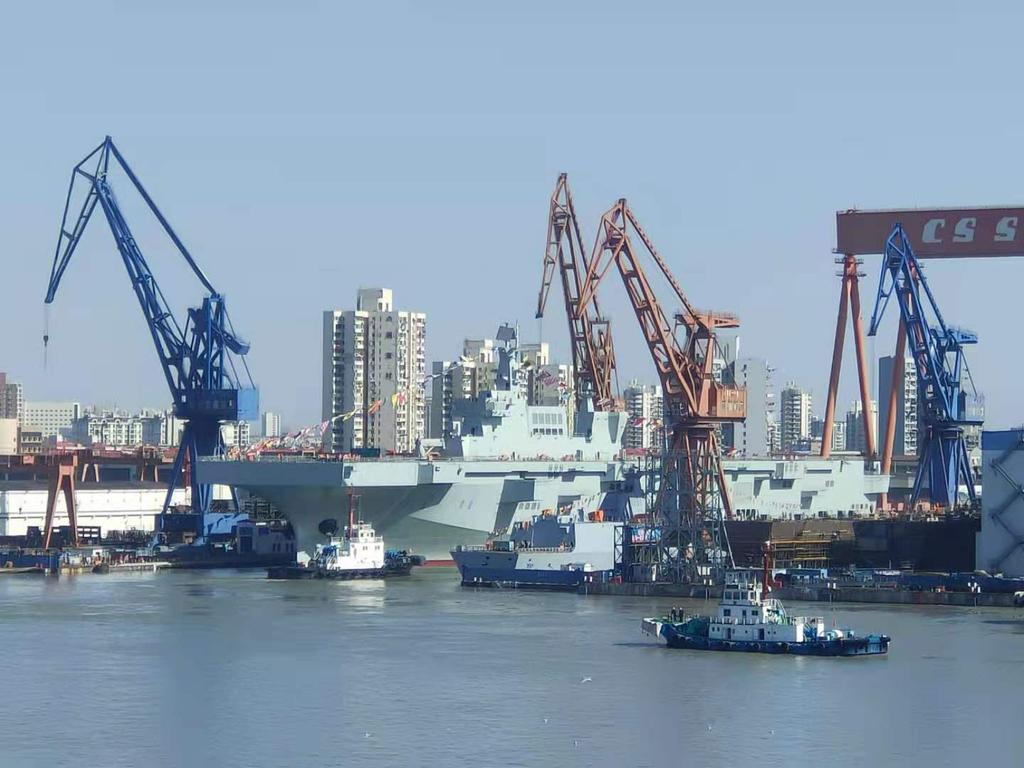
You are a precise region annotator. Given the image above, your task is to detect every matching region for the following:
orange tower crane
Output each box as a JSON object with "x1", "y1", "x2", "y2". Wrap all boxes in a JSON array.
[
  {"x1": 536, "y1": 174, "x2": 617, "y2": 410},
  {"x1": 577, "y1": 199, "x2": 746, "y2": 579}
]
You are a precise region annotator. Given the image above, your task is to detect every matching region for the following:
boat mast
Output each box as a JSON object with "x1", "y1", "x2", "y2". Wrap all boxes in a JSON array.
[{"x1": 761, "y1": 540, "x2": 775, "y2": 598}]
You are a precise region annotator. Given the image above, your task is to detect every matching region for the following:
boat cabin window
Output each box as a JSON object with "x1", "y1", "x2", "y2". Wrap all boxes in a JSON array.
[{"x1": 723, "y1": 609, "x2": 731, "y2": 617}]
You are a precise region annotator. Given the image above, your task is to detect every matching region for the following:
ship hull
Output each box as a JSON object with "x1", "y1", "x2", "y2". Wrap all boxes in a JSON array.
[
  {"x1": 643, "y1": 619, "x2": 889, "y2": 656},
  {"x1": 199, "y1": 454, "x2": 896, "y2": 565},
  {"x1": 198, "y1": 457, "x2": 619, "y2": 561},
  {"x1": 451, "y1": 548, "x2": 612, "y2": 590},
  {"x1": 663, "y1": 633, "x2": 889, "y2": 656}
]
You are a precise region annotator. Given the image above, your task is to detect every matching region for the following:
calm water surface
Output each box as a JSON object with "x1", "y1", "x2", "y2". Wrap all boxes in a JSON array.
[{"x1": 1, "y1": 569, "x2": 1020, "y2": 767}]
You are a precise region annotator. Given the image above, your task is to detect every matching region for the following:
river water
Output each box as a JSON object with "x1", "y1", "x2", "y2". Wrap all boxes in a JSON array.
[{"x1": 0, "y1": 568, "x2": 1019, "y2": 767}]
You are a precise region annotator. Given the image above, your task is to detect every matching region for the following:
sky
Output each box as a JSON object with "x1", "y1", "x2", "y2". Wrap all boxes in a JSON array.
[{"x1": 2, "y1": 1, "x2": 1023, "y2": 431}]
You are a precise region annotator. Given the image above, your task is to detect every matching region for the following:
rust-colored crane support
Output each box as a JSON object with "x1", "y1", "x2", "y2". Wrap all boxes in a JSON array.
[
  {"x1": 820, "y1": 254, "x2": 877, "y2": 460},
  {"x1": 43, "y1": 454, "x2": 80, "y2": 549},
  {"x1": 578, "y1": 199, "x2": 746, "y2": 580},
  {"x1": 536, "y1": 174, "x2": 617, "y2": 410}
]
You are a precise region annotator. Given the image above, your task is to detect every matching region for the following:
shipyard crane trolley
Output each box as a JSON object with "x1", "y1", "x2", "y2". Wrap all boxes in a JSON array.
[
  {"x1": 867, "y1": 223, "x2": 982, "y2": 509},
  {"x1": 44, "y1": 137, "x2": 258, "y2": 517}
]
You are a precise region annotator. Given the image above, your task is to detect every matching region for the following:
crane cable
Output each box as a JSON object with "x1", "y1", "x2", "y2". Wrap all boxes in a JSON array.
[{"x1": 43, "y1": 305, "x2": 50, "y2": 369}]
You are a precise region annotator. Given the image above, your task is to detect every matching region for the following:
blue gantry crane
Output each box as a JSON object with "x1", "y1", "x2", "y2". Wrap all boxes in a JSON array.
[
  {"x1": 868, "y1": 223, "x2": 982, "y2": 508},
  {"x1": 45, "y1": 137, "x2": 258, "y2": 516}
]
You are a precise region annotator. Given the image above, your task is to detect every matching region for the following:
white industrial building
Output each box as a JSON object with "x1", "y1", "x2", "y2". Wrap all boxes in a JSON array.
[
  {"x1": 322, "y1": 288, "x2": 427, "y2": 454},
  {"x1": 0, "y1": 419, "x2": 17, "y2": 455},
  {"x1": 23, "y1": 401, "x2": 81, "y2": 439},
  {"x1": 0, "y1": 483, "x2": 188, "y2": 537},
  {"x1": 976, "y1": 429, "x2": 1024, "y2": 577}
]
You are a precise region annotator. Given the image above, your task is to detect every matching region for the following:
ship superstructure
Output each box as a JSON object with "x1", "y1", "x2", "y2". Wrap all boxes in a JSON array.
[{"x1": 201, "y1": 326, "x2": 630, "y2": 561}]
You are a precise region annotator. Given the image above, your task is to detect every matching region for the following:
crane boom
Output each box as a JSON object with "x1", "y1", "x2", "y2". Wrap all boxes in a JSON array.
[
  {"x1": 536, "y1": 174, "x2": 616, "y2": 410},
  {"x1": 868, "y1": 223, "x2": 980, "y2": 508},
  {"x1": 577, "y1": 198, "x2": 745, "y2": 580},
  {"x1": 46, "y1": 137, "x2": 257, "y2": 518},
  {"x1": 578, "y1": 200, "x2": 744, "y2": 425}
]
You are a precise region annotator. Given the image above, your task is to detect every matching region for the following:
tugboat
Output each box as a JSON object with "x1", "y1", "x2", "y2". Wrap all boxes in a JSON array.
[
  {"x1": 268, "y1": 495, "x2": 424, "y2": 580},
  {"x1": 642, "y1": 543, "x2": 890, "y2": 657}
]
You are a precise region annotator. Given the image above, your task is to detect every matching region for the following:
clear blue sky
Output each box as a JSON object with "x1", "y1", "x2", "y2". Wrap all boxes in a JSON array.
[{"x1": 2, "y1": 1, "x2": 1022, "y2": 429}]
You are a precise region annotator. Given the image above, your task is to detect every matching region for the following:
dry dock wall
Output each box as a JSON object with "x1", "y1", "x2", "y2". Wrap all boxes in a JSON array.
[{"x1": 977, "y1": 430, "x2": 1024, "y2": 578}]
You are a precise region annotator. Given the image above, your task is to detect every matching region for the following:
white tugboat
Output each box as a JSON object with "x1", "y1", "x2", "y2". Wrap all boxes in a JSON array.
[
  {"x1": 642, "y1": 543, "x2": 890, "y2": 657},
  {"x1": 268, "y1": 495, "x2": 424, "y2": 579}
]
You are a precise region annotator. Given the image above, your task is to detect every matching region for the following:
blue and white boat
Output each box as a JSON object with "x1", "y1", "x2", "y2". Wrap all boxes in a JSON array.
[
  {"x1": 642, "y1": 545, "x2": 890, "y2": 657},
  {"x1": 450, "y1": 490, "x2": 630, "y2": 590}
]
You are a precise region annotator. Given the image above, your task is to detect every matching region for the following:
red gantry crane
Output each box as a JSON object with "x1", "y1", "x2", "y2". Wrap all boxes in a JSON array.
[
  {"x1": 536, "y1": 174, "x2": 617, "y2": 411},
  {"x1": 577, "y1": 199, "x2": 746, "y2": 580}
]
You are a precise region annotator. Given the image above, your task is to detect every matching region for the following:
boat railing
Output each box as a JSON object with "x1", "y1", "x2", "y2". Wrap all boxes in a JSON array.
[
  {"x1": 712, "y1": 615, "x2": 796, "y2": 626},
  {"x1": 452, "y1": 544, "x2": 573, "y2": 554},
  {"x1": 202, "y1": 453, "x2": 618, "y2": 466}
]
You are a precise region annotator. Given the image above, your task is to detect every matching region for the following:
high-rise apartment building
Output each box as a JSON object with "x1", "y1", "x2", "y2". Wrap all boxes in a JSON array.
[
  {"x1": 261, "y1": 411, "x2": 281, "y2": 439},
  {"x1": 429, "y1": 358, "x2": 476, "y2": 440},
  {"x1": 877, "y1": 355, "x2": 918, "y2": 457},
  {"x1": 322, "y1": 288, "x2": 426, "y2": 454},
  {"x1": 0, "y1": 373, "x2": 24, "y2": 425},
  {"x1": 623, "y1": 380, "x2": 664, "y2": 451},
  {"x1": 845, "y1": 399, "x2": 878, "y2": 454},
  {"x1": 831, "y1": 420, "x2": 847, "y2": 453},
  {"x1": 779, "y1": 384, "x2": 812, "y2": 453},
  {"x1": 725, "y1": 357, "x2": 772, "y2": 457}
]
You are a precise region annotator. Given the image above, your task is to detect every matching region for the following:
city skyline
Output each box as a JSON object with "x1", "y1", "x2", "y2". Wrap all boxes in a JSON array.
[{"x1": 2, "y1": 3, "x2": 1022, "y2": 433}]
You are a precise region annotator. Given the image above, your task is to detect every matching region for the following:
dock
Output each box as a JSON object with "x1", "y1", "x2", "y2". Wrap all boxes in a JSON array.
[{"x1": 582, "y1": 581, "x2": 1020, "y2": 608}]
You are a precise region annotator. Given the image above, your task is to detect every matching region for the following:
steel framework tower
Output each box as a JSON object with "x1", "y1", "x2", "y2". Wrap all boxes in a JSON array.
[
  {"x1": 578, "y1": 199, "x2": 745, "y2": 581},
  {"x1": 536, "y1": 173, "x2": 617, "y2": 411},
  {"x1": 45, "y1": 137, "x2": 258, "y2": 516},
  {"x1": 868, "y1": 224, "x2": 981, "y2": 508}
]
